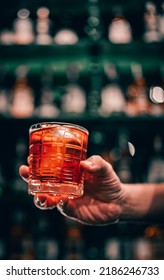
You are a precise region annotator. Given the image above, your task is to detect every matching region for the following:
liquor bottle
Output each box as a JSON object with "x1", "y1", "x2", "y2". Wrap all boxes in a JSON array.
[
  {"x1": 84, "y1": 0, "x2": 103, "y2": 42},
  {"x1": 10, "y1": 65, "x2": 34, "y2": 118},
  {"x1": 147, "y1": 134, "x2": 164, "y2": 183},
  {"x1": 35, "y1": 7, "x2": 53, "y2": 45},
  {"x1": 13, "y1": 8, "x2": 35, "y2": 44},
  {"x1": 61, "y1": 63, "x2": 86, "y2": 114},
  {"x1": 143, "y1": 1, "x2": 161, "y2": 43},
  {"x1": 108, "y1": 6, "x2": 132, "y2": 44},
  {"x1": 35, "y1": 66, "x2": 60, "y2": 118},
  {"x1": 98, "y1": 63, "x2": 126, "y2": 116},
  {"x1": 126, "y1": 63, "x2": 150, "y2": 116}
]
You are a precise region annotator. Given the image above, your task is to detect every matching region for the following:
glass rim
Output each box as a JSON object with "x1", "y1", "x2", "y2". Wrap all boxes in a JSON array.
[{"x1": 29, "y1": 121, "x2": 89, "y2": 135}]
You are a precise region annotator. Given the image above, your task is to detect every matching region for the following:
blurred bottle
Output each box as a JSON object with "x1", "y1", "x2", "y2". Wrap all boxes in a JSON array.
[
  {"x1": 108, "y1": 6, "x2": 132, "y2": 44},
  {"x1": 64, "y1": 221, "x2": 85, "y2": 260},
  {"x1": 34, "y1": 215, "x2": 59, "y2": 260},
  {"x1": 143, "y1": 1, "x2": 161, "y2": 43},
  {"x1": 87, "y1": 61, "x2": 102, "y2": 115},
  {"x1": 36, "y1": 236, "x2": 59, "y2": 260},
  {"x1": 149, "y1": 65, "x2": 164, "y2": 115},
  {"x1": 159, "y1": 2, "x2": 164, "y2": 40},
  {"x1": 10, "y1": 65, "x2": 35, "y2": 118},
  {"x1": 9, "y1": 209, "x2": 27, "y2": 259},
  {"x1": 21, "y1": 234, "x2": 35, "y2": 260},
  {"x1": 13, "y1": 8, "x2": 35, "y2": 44},
  {"x1": 10, "y1": 209, "x2": 35, "y2": 260},
  {"x1": 147, "y1": 134, "x2": 164, "y2": 183},
  {"x1": 144, "y1": 225, "x2": 164, "y2": 259},
  {"x1": 0, "y1": 29, "x2": 15, "y2": 45},
  {"x1": 0, "y1": 67, "x2": 9, "y2": 117},
  {"x1": 35, "y1": 66, "x2": 60, "y2": 118},
  {"x1": 133, "y1": 238, "x2": 153, "y2": 260},
  {"x1": 84, "y1": 0, "x2": 103, "y2": 42},
  {"x1": 99, "y1": 63, "x2": 126, "y2": 116},
  {"x1": 104, "y1": 238, "x2": 121, "y2": 260},
  {"x1": 149, "y1": 86, "x2": 164, "y2": 115},
  {"x1": 11, "y1": 137, "x2": 28, "y2": 192},
  {"x1": 54, "y1": 12, "x2": 78, "y2": 45},
  {"x1": 0, "y1": 88, "x2": 9, "y2": 117},
  {"x1": 35, "y1": 7, "x2": 53, "y2": 45},
  {"x1": 110, "y1": 129, "x2": 135, "y2": 183},
  {"x1": 126, "y1": 63, "x2": 150, "y2": 116},
  {"x1": 0, "y1": 239, "x2": 6, "y2": 259},
  {"x1": 90, "y1": 130, "x2": 106, "y2": 157},
  {"x1": 54, "y1": 30, "x2": 78, "y2": 45},
  {"x1": 0, "y1": 163, "x2": 5, "y2": 197},
  {"x1": 61, "y1": 63, "x2": 86, "y2": 115}
]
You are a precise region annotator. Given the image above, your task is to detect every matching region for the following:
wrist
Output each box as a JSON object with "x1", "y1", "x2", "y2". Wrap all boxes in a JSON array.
[{"x1": 119, "y1": 183, "x2": 143, "y2": 222}]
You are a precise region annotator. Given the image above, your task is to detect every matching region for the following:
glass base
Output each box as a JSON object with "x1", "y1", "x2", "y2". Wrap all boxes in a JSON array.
[{"x1": 28, "y1": 180, "x2": 84, "y2": 199}]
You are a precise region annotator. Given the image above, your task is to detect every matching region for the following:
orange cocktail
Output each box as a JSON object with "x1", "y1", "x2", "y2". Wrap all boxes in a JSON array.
[{"x1": 28, "y1": 122, "x2": 89, "y2": 198}]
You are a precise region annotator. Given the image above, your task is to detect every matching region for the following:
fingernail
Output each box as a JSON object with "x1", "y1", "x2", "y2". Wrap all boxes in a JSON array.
[
  {"x1": 59, "y1": 199, "x2": 64, "y2": 207},
  {"x1": 57, "y1": 198, "x2": 68, "y2": 212},
  {"x1": 57, "y1": 200, "x2": 64, "y2": 212},
  {"x1": 34, "y1": 196, "x2": 47, "y2": 209},
  {"x1": 34, "y1": 196, "x2": 56, "y2": 210}
]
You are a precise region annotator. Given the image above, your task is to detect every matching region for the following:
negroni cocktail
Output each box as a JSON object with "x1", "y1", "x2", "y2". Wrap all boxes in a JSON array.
[{"x1": 28, "y1": 122, "x2": 88, "y2": 198}]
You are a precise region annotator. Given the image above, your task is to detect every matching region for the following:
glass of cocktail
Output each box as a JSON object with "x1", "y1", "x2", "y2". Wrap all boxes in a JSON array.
[{"x1": 28, "y1": 122, "x2": 89, "y2": 199}]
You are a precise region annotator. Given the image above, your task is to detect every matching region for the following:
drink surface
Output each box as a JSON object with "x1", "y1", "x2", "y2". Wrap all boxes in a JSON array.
[{"x1": 29, "y1": 124, "x2": 88, "y2": 198}]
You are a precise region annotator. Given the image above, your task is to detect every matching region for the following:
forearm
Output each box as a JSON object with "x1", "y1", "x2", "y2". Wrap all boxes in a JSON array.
[{"x1": 120, "y1": 183, "x2": 164, "y2": 224}]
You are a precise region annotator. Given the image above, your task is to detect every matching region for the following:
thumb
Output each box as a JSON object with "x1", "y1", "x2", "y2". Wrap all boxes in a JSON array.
[
  {"x1": 81, "y1": 155, "x2": 121, "y2": 190},
  {"x1": 81, "y1": 155, "x2": 113, "y2": 175}
]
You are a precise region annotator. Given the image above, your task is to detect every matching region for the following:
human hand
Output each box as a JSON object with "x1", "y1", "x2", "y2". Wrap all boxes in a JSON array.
[{"x1": 19, "y1": 155, "x2": 124, "y2": 225}]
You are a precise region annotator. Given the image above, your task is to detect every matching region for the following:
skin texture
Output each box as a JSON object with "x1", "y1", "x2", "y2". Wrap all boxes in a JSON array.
[{"x1": 19, "y1": 155, "x2": 164, "y2": 226}]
